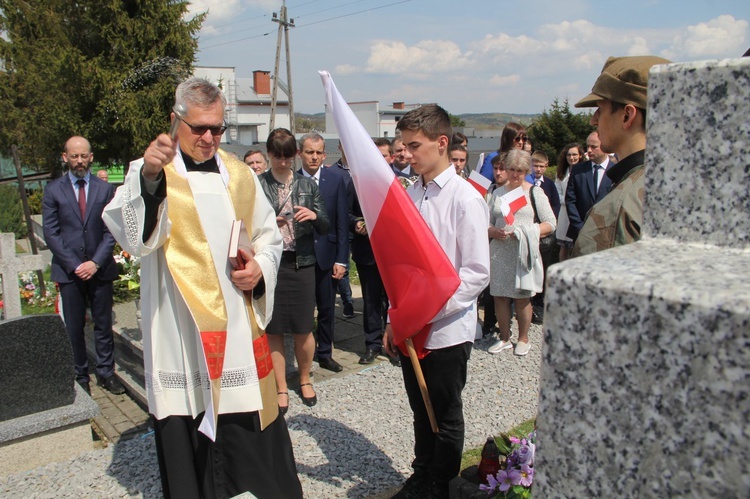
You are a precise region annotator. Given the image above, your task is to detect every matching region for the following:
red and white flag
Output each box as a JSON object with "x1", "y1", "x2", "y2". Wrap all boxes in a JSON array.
[
  {"x1": 320, "y1": 71, "x2": 460, "y2": 358},
  {"x1": 498, "y1": 186, "x2": 527, "y2": 225},
  {"x1": 467, "y1": 170, "x2": 491, "y2": 197}
]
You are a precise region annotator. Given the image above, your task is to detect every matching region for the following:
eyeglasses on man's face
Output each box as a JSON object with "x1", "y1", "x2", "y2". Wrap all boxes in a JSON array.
[
  {"x1": 67, "y1": 153, "x2": 91, "y2": 160},
  {"x1": 182, "y1": 119, "x2": 227, "y2": 137}
]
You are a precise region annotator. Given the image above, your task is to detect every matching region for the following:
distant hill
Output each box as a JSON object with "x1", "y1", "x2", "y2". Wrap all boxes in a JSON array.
[
  {"x1": 294, "y1": 112, "x2": 541, "y2": 133},
  {"x1": 459, "y1": 113, "x2": 539, "y2": 129}
]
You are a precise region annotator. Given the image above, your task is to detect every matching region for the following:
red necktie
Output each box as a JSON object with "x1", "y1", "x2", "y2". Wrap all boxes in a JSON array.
[{"x1": 76, "y1": 179, "x2": 86, "y2": 219}]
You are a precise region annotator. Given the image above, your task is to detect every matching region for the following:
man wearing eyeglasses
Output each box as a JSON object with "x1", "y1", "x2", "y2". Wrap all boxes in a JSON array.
[
  {"x1": 103, "y1": 78, "x2": 302, "y2": 498},
  {"x1": 42, "y1": 136, "x2": 123, "y2": 396}
]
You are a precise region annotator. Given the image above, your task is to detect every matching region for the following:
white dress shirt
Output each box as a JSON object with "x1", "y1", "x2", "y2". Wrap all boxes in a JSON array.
[{"x1": 406, "y1": 166, "x2": 490, "y2": 349}]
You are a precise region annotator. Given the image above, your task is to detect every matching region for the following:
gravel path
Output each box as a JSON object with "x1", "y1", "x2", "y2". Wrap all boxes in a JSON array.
[{"x1": 0, "y1": 327, "x2": 542, "y2": 498}]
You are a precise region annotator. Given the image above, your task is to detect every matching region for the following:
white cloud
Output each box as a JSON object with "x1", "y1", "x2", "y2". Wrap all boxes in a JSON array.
[
  {"x1": 488, "y1": 74, "x2": 521, "y2": 86},
  {"x1": 663, "y1": 15, "x2": 748, "y2": 59},
  {"x1": 362, "y1": 40, "x2": 472, "y2": 75},
  {"x1": 188, "y1": 0, "x2": 243, "y2": 22},
  {"x1": 335, "y1": 64, "x2": 359, "y2": 75}
]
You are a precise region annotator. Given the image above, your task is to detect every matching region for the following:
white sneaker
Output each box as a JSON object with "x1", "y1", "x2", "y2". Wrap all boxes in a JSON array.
[
  {"x1": 514, "y1": 341, "x2": 530, "y2": 356},
  {"x1": 488, "y1": 340, "x2": 513, "y2": 354}
]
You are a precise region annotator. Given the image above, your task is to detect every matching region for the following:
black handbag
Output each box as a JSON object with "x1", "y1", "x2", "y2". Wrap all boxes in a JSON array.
[{"x1": 530, "y1": 186, "x2": 557, "y2": 252}]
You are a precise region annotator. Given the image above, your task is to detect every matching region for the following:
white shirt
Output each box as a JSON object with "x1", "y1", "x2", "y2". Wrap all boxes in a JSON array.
[
  {"x1": 594, "y1": 157, "x2": 610, "y2": 191},
  {"x1": 406, "y1": 166, "x2": 490, "y2": 349},
  {"x1": 301, "y1": 168, "x2": 320, "y2": 184}
]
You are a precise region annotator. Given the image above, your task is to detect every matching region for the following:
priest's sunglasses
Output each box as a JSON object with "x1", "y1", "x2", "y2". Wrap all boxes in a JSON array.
[{"x1": 181, "y1": 119, "x2": 228, "y2": 137}]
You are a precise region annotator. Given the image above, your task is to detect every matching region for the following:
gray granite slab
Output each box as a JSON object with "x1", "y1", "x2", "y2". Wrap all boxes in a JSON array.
[
  {"x1": 535, "y1": 240, "x2": 750, "y2": 496},
  {"x1": 0, "y1": 315, "x2": 76, "y2": 422},
  {"x1": 0, "y1": 382, "x2": 99, "y2": 444},
  {"x1": 645, "y1": 57, "x2": 750, "y2": 248},
  {"x1": 535, "y1": 56, "x2": 750, "y2": 497}
]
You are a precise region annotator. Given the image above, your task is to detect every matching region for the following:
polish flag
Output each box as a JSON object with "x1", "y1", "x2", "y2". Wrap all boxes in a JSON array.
[
  {"x1": 499, "y1": 186, "x2": 528, "y2": 226},
  {"x1": 467, "y1": 170, "x2": 491, "y2": 197},
  {"x1": 320, "y1": 71, "x2": 460, "y2": 358}
]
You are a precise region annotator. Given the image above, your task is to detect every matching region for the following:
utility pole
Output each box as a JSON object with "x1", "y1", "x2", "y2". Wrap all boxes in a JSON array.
[{"x1": 270, "y1": 1, "x2": 295, "y2": 134}]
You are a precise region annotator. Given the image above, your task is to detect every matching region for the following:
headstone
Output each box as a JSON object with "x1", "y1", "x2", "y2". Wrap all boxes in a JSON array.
[
  {"x1": 0, "y1": 315, "x2": 76, "y2": 421},
  {"x1": 0, "y1": 232, "x2": 44, "y2": 319},
  {"x1": 535, "y1": 57, "x2": 750, "y2": 497},
  {"x1": 0, "y1": 315, "x2": 99, "y2": 474}
]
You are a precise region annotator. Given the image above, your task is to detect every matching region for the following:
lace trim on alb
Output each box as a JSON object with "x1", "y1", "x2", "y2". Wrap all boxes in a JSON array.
[
  {"x1": 122, "y1": 181, "x2": 140, "y2": 252},
  {"x1": 147, "y1": 366, "x2": 260, "y2": 394}
]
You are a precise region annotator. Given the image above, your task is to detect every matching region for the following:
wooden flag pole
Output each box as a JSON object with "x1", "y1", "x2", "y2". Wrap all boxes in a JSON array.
[{"x1": 406, "y1": 338, "x2": 439, "y2": 433}]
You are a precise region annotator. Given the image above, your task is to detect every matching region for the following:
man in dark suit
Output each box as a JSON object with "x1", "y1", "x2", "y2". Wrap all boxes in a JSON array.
[
  {"x1": 330, "y1": 142, "x2": 356, "y2": 320},
  {"x1": 298, "y1": 133, "x2": 349, "y2": 373},
  {"x1": 565, "y1": 131, "x2": 613, "y2": 242},
  {"x1": 42, "y1": 136, "x2": 124, "y2": 395}
]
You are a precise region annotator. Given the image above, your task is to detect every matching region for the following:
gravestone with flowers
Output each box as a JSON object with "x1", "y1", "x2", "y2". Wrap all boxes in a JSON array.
[
  {"x1": 534, "y1": 57, "x2": 750, "y2": 496},
  {"x1": 0, "y1": 232, "x2": 44, "y2": 319}
]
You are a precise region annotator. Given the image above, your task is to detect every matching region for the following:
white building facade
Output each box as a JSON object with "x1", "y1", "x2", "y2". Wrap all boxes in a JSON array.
[
  {"x1": 193, "y1": 66, "x2": 290, "y2": 145},
  {"x1": 325, "y1": 101, "x2": 421, "y2": 138}
]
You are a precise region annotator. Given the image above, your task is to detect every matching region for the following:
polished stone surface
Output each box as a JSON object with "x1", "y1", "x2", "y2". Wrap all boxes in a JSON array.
[
  {"x1": 0, "y1": 315, "x2": 99, "y2": 443},
  {"x1": 535, "y1": 57, "x2": 750, "y2": 497},
  {"x1": 0, "y1": 315, "x2": 75, "y2": 422}
]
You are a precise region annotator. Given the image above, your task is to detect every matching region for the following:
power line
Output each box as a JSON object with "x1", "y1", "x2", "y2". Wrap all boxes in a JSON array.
[
  {"x1": 295, "y1": 0, "x2": 413, "y2": 28},
  {"x1": 199, "y1": 0, "x2": 413, "y2": 50}
]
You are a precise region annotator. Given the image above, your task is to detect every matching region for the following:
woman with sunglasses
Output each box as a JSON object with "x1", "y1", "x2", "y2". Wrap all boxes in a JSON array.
[
  {"x1": 486, "y1": 149, "x2": 555, "y2": 357},
  {"x1": 258, "y1": 128, "x2": 329, "y2": 414},
  {"x1": 555, "y1": 143, "x2": 584, "y2": 261}
]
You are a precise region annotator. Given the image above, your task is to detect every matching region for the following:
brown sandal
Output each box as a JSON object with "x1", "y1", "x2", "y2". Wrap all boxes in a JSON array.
[{"x1": 299, "y1": 383, "x2": 317, "y2": 407}]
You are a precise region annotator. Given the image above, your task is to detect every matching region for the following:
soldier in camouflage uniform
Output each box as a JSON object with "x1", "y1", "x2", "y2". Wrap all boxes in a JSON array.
[{"x1": 571, "y1": 55, "x2": 671, "y2": 257}]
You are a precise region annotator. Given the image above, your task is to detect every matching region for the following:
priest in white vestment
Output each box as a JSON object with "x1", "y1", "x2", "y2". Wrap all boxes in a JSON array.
[{"x1": 103, "y1": 77, "x2": 303, "y2": 499}]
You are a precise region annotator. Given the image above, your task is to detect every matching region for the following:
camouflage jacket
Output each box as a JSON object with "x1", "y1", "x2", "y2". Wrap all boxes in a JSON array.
[{"x1": 572, "y1": 152, "x2": 645, "y2": 257}]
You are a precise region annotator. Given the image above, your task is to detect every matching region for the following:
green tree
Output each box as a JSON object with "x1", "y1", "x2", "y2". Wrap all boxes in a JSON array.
[
  {"x1": 0, "y1": 0, "x2": 205, "y2": 175},
  {"x1": 527, "y1": 98, "x2": 594, "y2": 165},
  {"x1": 449, "y1": 113, "x2": 466, "y2": 128},
  {"x1": 0, "y1": 185, "x2": 27, "y2": 239}
]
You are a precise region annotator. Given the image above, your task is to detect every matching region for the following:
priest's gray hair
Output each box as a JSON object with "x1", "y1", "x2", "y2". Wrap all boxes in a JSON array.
[{"x1": 175, "y1": 77, "x2": 227, "y2": 111}]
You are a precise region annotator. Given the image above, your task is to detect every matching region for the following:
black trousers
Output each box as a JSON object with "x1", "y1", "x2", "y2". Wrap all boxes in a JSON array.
[
  {"x1": 357, "y1": 262, "x2": 385, "y2": 350},
  {"x1": 153, "y1": 411, "x2": 303, "y2": 499},
  {"x1": 314, "y1": 263, "x2": 337, "y2": 359},
  {"x1": 59, "y1": 278, "x2": 114, "y2": 383},
  {"x1": 399, "y1": 341, "x2": 472, "y2": 486},
  {"x1": 532, "y1": 243, "x2": 558, "y2": 309}
]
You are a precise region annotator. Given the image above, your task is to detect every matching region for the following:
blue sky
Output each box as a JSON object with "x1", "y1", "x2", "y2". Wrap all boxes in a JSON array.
[{"x1": 191, "y1": 0, "x2": 750, "y2": 114}]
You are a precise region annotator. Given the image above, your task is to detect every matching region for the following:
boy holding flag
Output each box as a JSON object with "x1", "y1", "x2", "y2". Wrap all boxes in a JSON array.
[{"x1": 383, "y1": 105, "x2": 490, "y2": 498}]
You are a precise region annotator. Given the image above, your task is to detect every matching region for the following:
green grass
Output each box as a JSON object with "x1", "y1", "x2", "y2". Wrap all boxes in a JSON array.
[{"x1": 461, "y1": 418, "x2": 536, "y2": 471}]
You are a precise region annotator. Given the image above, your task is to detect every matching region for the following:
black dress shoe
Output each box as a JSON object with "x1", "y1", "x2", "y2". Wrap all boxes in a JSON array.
[
  {"x1": 318, "y1": 357, "x2": 343, "y2": 372},
  {"x1": 97, "y1": 375, "x2": 126, "y2": 395},
  {"x1": 299, "y1": 383, "x2": 317, "y2": 407},
  {"x1": 77, "y1": 380, "x2": 91, "y2": 395},
  {"x1": 358, "y1": 348, "x2": 381, "y2": 365},
  {"x1": 277, "y1": 391, "x2": 289, "y2": 416}
]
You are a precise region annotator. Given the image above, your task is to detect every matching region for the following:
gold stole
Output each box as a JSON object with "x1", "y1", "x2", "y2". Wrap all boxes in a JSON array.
[{"x1": 162, "y1": 150, "x2": 279, "y2": 431}]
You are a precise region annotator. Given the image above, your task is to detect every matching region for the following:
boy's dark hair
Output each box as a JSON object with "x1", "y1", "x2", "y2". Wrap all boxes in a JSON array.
[
  {"x1": 373, "y1": 137, "x2": 393, "y2": 155},
  {"x1": 266, "y1": 128, "x2": 297, "y2": 158},
  {"x1": 491, "y1": 151, "x2": 509, "y2": 166},
  {"x1": 396, "y1": 104, "x2": 452, "y2": 141}
]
